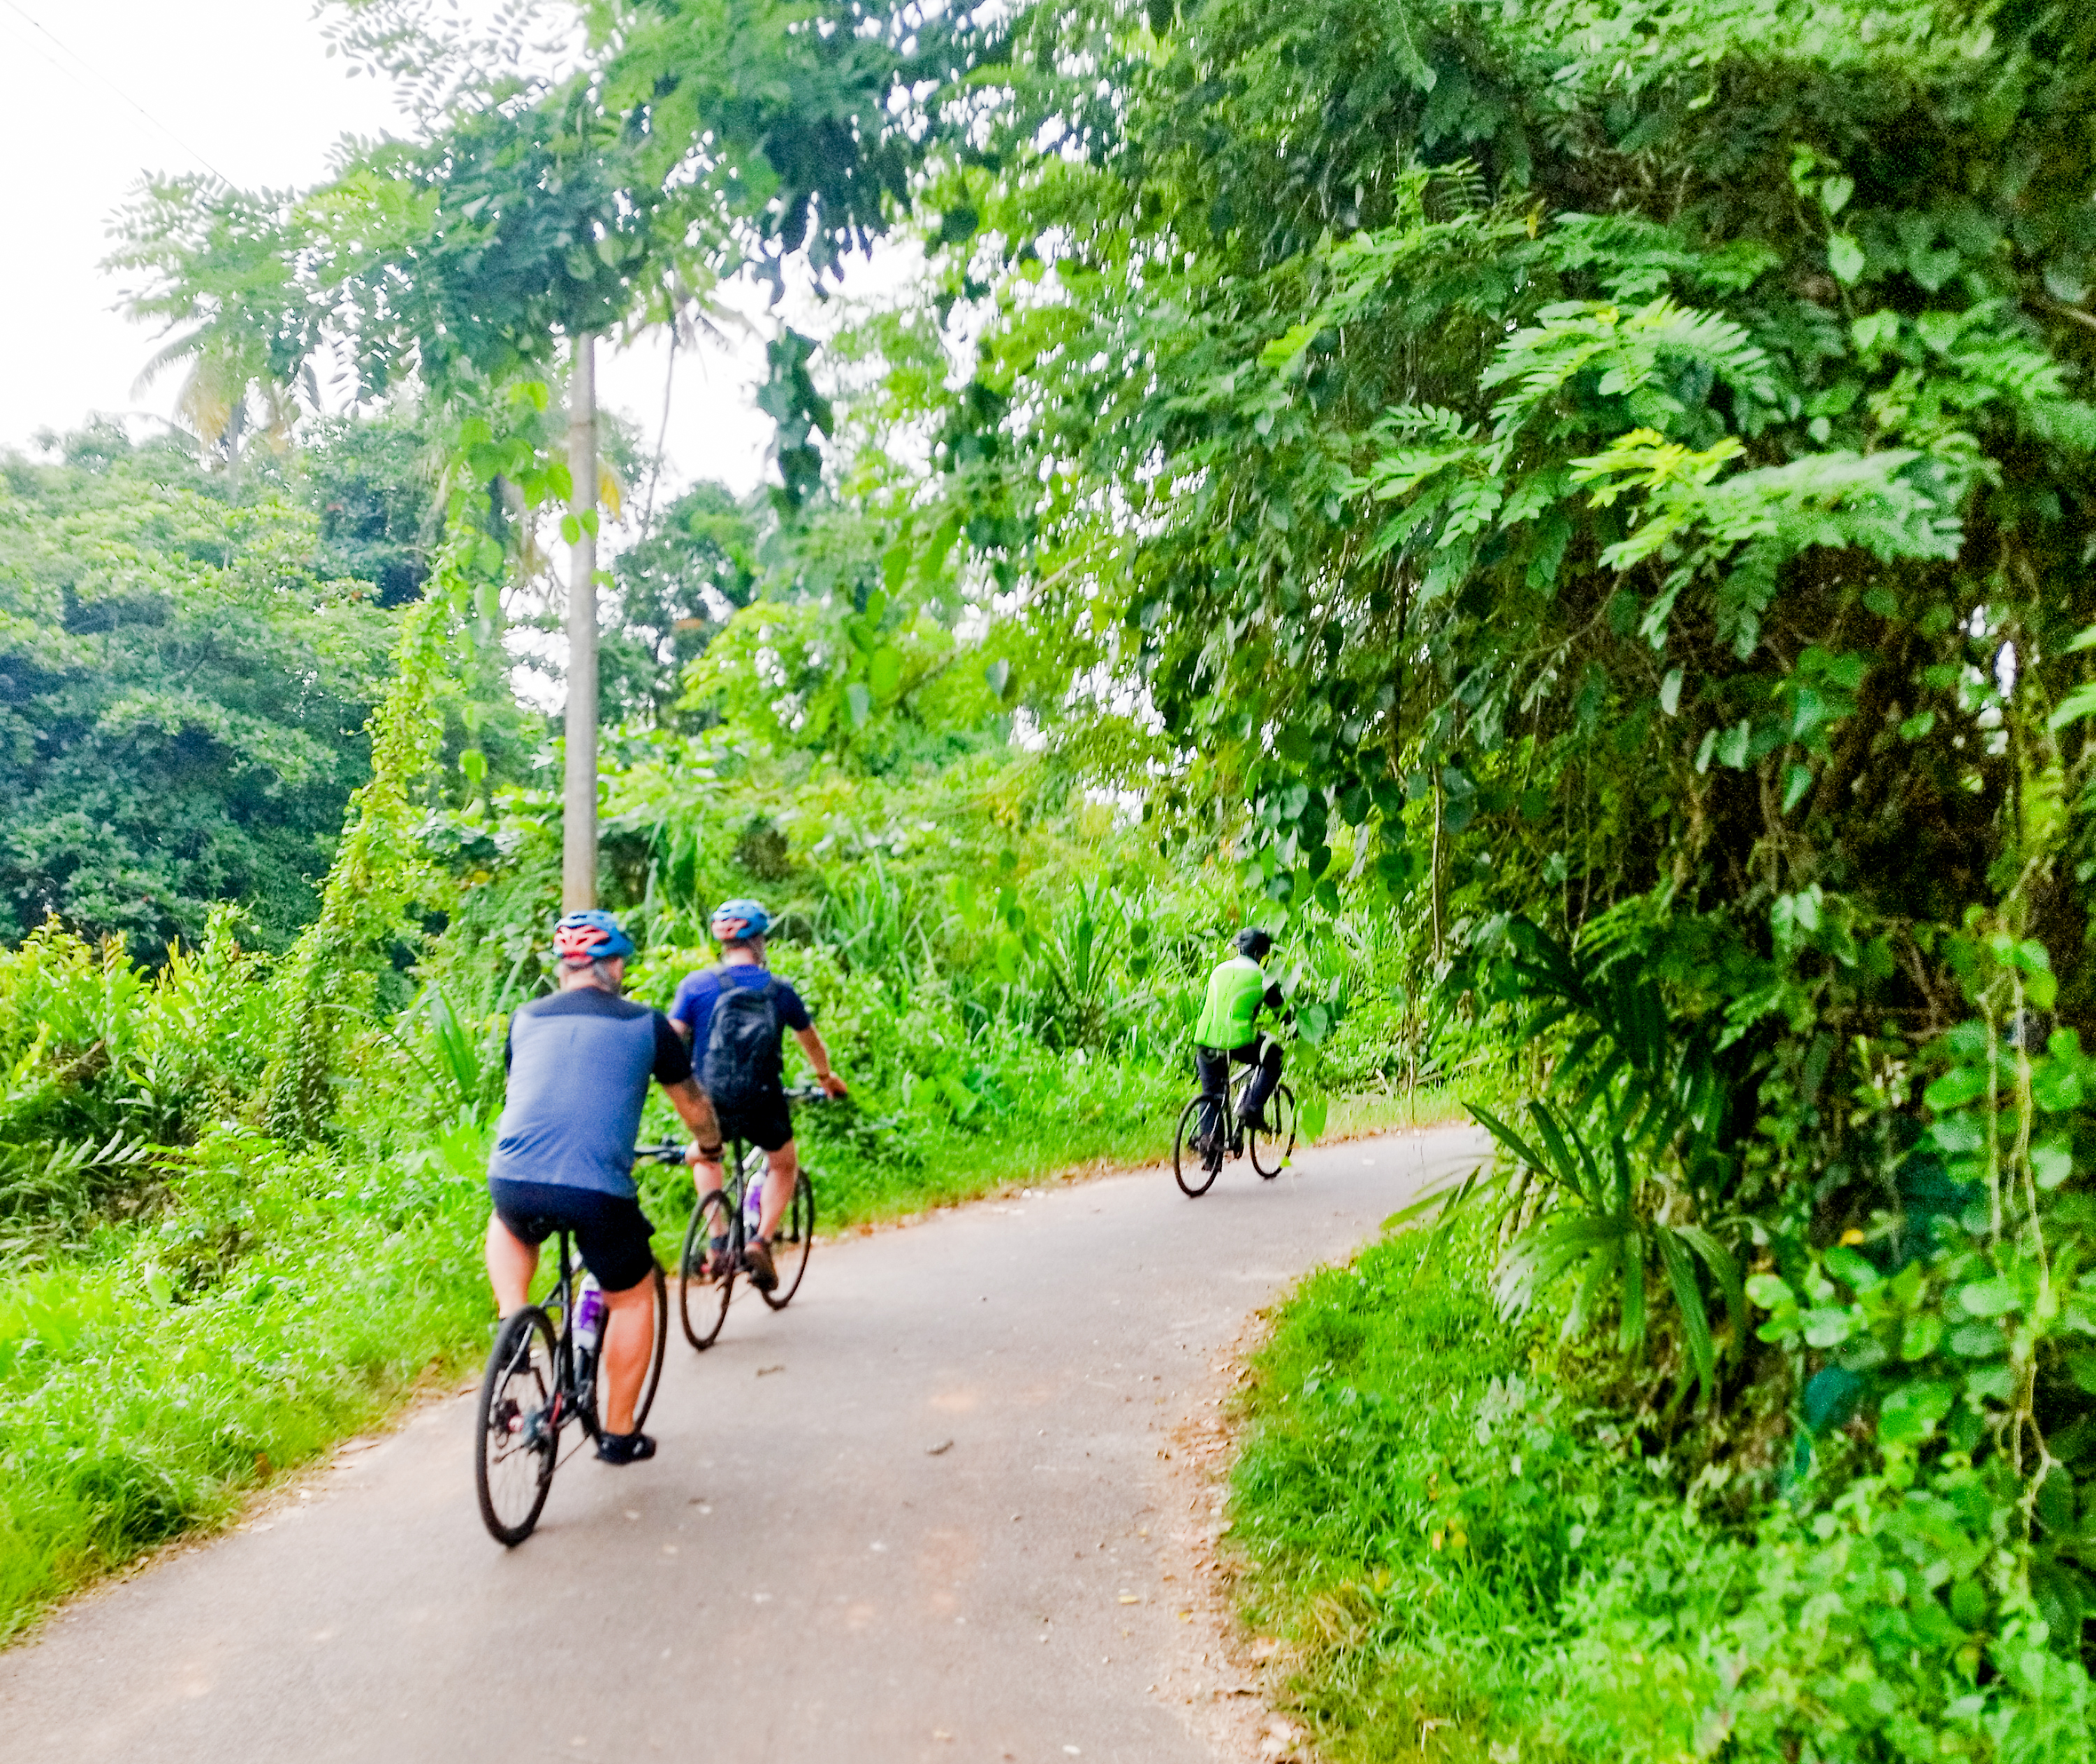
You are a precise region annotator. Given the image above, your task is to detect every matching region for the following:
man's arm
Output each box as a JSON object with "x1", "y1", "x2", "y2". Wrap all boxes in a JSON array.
[
  {"x1": 661, "y1": 1076, "x2": 726, "y2": 1172},
  {"x1": 793, "y1": 1026, "x2": 849, "y2": 1098}
]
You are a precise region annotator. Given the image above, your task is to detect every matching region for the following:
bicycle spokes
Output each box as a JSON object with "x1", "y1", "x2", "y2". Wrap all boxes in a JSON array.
[{"x1": 476, "y1": 1309, "x2": 560, "y2": 1544}]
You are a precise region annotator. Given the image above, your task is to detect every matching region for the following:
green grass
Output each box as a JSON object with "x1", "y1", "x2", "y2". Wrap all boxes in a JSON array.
[
  {"x1": 1228, "y1": 1219, "x2": 2096, "y2": 1764},
  {"x1": 1228, "y1": 1216, "x2": 1757, "y2": 1763},
  {"x1": 0, "y1": 1133, "x2": 494, "y2": 1645}
]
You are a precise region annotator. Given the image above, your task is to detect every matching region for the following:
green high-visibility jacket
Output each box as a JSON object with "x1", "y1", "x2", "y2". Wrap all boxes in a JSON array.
[{"x1": 1194, "y1": 954, "x2": 1271, "y2": 1050}]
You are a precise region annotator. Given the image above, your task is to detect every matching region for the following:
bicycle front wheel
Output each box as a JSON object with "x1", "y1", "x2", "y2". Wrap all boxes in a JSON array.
[
  {"x1": 759, "y1": 1174, "x2": 815, "y2": 1311},
  {"x1": 1173, "y1": 1095, "x2": 1219, "y2": 1197},
  {"x1": 1251, "y1": 1083, "x2": 1297, "y2": 1179},
  {"x1": 475, "y1": 1307, "x2": 559, "y2": 1547},
  {"x1": 679, "y1": 1190, "x2": 735, "y2": 1350}
]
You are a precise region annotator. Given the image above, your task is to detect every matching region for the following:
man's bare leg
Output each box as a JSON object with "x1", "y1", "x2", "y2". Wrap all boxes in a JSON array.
[
  {"x1": 757, "y1": 1140, "x2": 801, "y2": 1241},
  {"x1": 486, "y1": 1213, "x2": 541, "y2": 1315},
  {"x1": 598, "y1": 1276, "x2": 655, "y2": 1436}
]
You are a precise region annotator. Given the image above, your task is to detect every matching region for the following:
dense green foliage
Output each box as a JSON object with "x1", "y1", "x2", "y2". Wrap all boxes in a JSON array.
[
  {"x1": 0, "y1": 429, "x2": 397, "y2": 953},
  {"x1": 1236, "y1": 1218, "x2": 2093, "y2": 1761},
  {"x1": 852, "y1": 0, "x2": 2096, "y2": 1746},
  {"x1": 7, "y1": 0, "x2": 2093, "y2": 1743}
]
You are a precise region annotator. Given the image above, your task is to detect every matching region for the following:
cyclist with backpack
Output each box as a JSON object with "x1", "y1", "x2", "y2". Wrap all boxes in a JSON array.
[{"x1": 669, "y1": 898, "x2": 848, "y2": 1290}]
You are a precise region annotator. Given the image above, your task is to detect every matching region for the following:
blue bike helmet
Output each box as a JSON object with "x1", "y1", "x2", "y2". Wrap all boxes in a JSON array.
[
  {"x1": 709, "y1": 898, "x2": 772, "y2": 943},
  {"x1": 553, "y1": 908, "x2": 636, "y2": 967}
]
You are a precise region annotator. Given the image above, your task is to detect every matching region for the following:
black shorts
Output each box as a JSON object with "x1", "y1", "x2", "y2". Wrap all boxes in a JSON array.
[
  {"x1": 488, "y1": 1180, "x2": 657, "y2": 1293},
  {"x1": 716, "y1": 1090, "x2": 793, "y2": 1154}
]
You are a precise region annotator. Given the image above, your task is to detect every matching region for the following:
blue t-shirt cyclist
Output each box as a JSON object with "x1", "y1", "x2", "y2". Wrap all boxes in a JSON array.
[
  {"x1": 670, "y1": 898, "x2": 847, "y2": 1291},
  {"x1": 484, "y1": 910, "x2": 724, "y2": 1464}
]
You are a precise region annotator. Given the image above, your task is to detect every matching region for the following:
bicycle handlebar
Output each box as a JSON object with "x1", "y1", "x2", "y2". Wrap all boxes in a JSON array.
[{"x1": 633, "y1": 1141, "x2": 694, "y2": 1165}]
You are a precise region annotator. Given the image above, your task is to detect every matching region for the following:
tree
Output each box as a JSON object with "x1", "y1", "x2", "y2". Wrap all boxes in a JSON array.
[
  {"x1": 602, "y1": 479, "x2": 762, "y2": 725},
  {"x1": 299, "y1": 412, "x2": 442, "y2": 608},
  {"x1": 0, "y1": 428, "x2": 394, "y2": 954}
]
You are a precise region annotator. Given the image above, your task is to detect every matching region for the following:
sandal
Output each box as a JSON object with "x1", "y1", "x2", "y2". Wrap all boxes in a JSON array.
[{"x1": 743, "y1": 1234, "x2": 778, "y2": 1293}]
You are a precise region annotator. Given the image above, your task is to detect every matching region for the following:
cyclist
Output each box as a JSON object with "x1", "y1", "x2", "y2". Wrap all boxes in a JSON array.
[
  {"x1": 669, "y1": 897, "x2": 848, "y2": 1291},
  {"x1": 1191, "y1": 926, "x2": 1286, "y2": 1170},
  {"x1": 484, "y1": 909, "x2": 724, "y2": 1465}
]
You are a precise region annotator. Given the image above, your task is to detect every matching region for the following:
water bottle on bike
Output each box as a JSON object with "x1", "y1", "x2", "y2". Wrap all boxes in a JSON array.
[
  {"x1": 743, "y1": 1172, "x2": 764, "y2": 1240},
  {"x1": 574, "y1": 1276, "x2": 605, "y2": 1358}
]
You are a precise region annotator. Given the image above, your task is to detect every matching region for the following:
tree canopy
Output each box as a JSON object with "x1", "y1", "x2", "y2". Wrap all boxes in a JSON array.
[{"x1": 0, "y1": 428, "x2": 396, "y2": 952}]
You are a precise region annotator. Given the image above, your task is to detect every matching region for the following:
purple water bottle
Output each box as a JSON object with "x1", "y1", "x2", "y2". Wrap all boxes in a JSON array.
[
  {"x1": 574, "y1": 1277, "x2": 605, "y2": 1355},
  {"x1": 743, "y1": 1174, "x2": 764, "y2": 1237}
]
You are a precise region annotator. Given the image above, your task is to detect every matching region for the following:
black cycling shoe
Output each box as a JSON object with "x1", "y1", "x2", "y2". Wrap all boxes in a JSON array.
[
  {"x1": 743, "y1": 1235, "x2": 779, "y2": 1293},
  {"x1": 595, "y1": 1429, "x2": 657, "y2": 1465}
]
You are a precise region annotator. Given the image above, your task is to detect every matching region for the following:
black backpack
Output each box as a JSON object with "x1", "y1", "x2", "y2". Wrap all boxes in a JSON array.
[{"x1": 700, "y1": 968, "x2": 783, "y2": 1113}]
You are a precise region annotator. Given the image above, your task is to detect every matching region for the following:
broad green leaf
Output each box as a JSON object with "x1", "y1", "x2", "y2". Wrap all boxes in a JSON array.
[
  {"x1": 1827, "y1": 233, "x2": 1867, "y2": 284},
  {"x1": 1781, "y1": 763, "x2": 1813, "y2": 813},
  {"x1": 1877, "y1": 1379, "x2": 1955, "y2": 1443},
  {"x1": 1745, "y1": 1271, "x2": 1795, "y2": 1310},
  {"x1": 1902, "y1": 1313, "x2": 1944, "y2": 1361}
]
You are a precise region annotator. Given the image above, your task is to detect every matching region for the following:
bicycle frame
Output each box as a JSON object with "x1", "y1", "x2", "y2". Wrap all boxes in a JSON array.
[{"x1": 542, "y1": 1230, "x2": 596, "y2": 1448}]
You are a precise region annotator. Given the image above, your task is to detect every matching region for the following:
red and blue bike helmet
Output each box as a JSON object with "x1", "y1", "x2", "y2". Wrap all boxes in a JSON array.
[
  {"x1": 708, "y1": 898, "x2": 771, "y2": 944},
  {"x1": 552, "y1": 908, "x2": 636, "y2": 968}
]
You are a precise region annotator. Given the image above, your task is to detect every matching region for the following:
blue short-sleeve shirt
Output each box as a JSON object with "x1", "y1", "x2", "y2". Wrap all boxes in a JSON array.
[{"x1": 486, "y1": 988, "x2": 692, "y2": 1199}]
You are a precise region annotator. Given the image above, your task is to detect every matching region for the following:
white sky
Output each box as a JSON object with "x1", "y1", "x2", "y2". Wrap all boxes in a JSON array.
[{"x1": 0, "y1": 0, "x2": 777, "y2": 497}]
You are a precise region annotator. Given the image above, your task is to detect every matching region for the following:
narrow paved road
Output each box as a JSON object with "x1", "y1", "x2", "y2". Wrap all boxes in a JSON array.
[{"x1": 0, "y1": 1125, "x2": 1486, "y2": 1764}]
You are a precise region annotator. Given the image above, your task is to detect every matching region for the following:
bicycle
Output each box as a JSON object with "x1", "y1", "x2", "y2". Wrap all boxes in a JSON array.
[
  {"x1": 472, "y1": 1146, "x2": 680, "y2": 1547},
  {"x1": 1172, "y1": 1058, "x2": 1297, "y2": 1197},
  {"x1": 677, "y1": 1085, "x2": 829, "y2": 1350}
]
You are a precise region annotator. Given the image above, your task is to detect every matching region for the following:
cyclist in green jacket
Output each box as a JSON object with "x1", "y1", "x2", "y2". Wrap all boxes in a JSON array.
[{"x1": 1192, "y1": 927, "x2": 1286, "y2": 1169}]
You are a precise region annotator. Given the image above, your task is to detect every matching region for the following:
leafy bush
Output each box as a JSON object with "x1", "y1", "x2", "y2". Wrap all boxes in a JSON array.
[{"x1": 1234, "y1": 1218, "x2": 2095, "y2": 1762}]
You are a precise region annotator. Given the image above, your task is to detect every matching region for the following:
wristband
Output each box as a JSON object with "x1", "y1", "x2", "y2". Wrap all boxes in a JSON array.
[{"x1": 698, "y1": 1143, "x2": 724, "y2": 1161}]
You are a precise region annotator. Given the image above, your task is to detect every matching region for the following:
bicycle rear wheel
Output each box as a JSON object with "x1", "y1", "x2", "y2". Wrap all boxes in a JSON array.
[
  {"x1": 759, "y1": 1174, "x2": 815, "y2": 1311},
  {"x1": 679, "y1": 1190, "x2": 735, "y2": 1350},
  {"x1": 1173, "y1": 1095, "x2": 1219, "y2": 1197},
  {"x1": 475, "y1": 1307, "x2": 559, "y2": 1546},
  {"x1": 1251, "y1": 1084, "x2": 1297, "y2": 1179}
]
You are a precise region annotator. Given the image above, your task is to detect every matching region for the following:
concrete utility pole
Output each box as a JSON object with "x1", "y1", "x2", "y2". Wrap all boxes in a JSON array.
[{"x1": 562, "y1": 331, "x2": 599, "y2": 911}]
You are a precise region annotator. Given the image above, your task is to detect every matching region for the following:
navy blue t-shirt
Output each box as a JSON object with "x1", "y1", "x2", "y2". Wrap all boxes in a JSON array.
[
  {"x1": 668, "y1": 963, "x2": 812, "y2": 1058},
  {"x1": 487, "y1": 988, "x2": 691, "y2": 1199}
]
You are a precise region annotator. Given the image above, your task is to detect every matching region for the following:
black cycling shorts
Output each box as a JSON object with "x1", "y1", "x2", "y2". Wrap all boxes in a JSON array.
[
  {"x1": 716, "y1": 1089, "x2": 793, "y2": 1154},
  {"x1": 488, "y1": 1180, "x2": 657, "y2": 1293}
]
